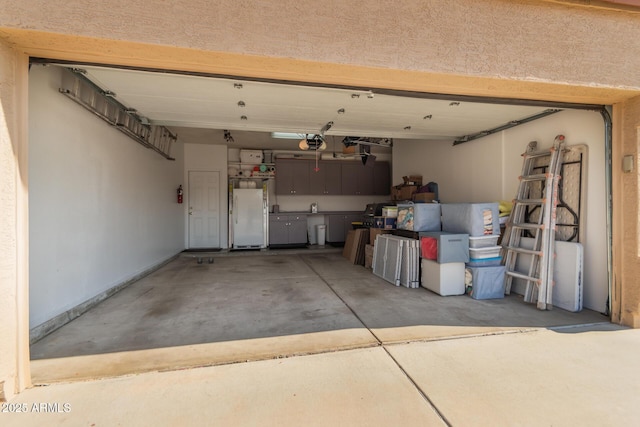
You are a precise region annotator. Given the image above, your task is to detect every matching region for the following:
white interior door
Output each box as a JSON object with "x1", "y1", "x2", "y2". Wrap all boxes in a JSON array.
[{"x1": 189, "y1": 171, "x2": 220, "y2": 248}]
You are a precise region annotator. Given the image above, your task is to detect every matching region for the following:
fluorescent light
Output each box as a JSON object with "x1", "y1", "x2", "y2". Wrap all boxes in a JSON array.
[{"x1": 272, "y1": 132, "x2": 312, "y2": 139}]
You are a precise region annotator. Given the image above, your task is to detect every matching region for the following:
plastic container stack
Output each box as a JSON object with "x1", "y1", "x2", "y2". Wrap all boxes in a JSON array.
[
  {"x1": 440, "y1": 202, "x2": 505, "y2": 299},
  {"x1": 419, "y1": 231, "x2": 468, "y2": 296}
]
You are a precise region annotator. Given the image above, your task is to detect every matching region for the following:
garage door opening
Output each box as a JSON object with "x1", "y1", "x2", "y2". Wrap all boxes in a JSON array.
[{"x1": 26, "y1": 61, "x2": 612, "y2": 383}]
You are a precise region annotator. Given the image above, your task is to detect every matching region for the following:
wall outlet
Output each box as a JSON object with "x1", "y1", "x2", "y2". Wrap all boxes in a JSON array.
[{"x1": 623, "y1": 155, "x2": 634, "y2": 173}]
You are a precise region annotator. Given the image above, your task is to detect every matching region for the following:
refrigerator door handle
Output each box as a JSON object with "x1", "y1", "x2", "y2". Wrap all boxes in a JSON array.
[{"x1": 234, "y1": 196, "x2": 238, "y2": 224}]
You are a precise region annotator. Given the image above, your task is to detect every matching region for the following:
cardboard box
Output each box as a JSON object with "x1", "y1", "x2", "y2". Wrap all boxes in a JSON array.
[
  {"x1": 342, "y1": 145, "x2": 356, "y2": 154},
  {"x1": 365, "y1": 244, "x2": 374, "y2": 269},
  {"x1": 240, "y1": 149, "x2": 263, "y2": 163},
  {"x1": 403, "y1": 175, "x2": 423, "y2": 186},
  {"x1": 383, "y1": 217, "x2": 396, "y2": 229},
  {"x1": 373, "y1": 216, "x2": 396, "y2": 229},
  {"x1": 412, "y1": 192, "x2": 436, "y2": 203},
  {"x1": 391, "y1": 185, "x2": 418, "y2": 201},
  {"x1": 382, "y1": 206, "x2": 398, "y2": 218},
  {"x1": 369, "y1": 228, "x2": 392, "y2": 245},
  {"x1": 343, "y1": 229, "x2": 369, "y2": 265}
]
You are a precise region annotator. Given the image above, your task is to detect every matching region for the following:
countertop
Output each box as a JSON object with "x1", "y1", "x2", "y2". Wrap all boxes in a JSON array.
[{"x1": 269, "y1": 211, "x2": 362, "y2": 216}]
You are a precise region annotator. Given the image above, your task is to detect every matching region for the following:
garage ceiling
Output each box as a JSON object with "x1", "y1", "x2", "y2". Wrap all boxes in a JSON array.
[{"x1": 56, "y1": 64, "x2": 561, "y2": 146}]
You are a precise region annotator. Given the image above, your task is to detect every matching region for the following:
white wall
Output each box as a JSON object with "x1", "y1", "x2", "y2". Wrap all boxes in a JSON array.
[
  {"x1": 28, "y1": 65, "x2": 185, "y2": 328},
  {"x1": 274, "y1": 195, "x2": 390, "y2": 213},
  {"x1": 393, "y1": 109, "x2": 608, "y2": 312},
  {"x1": 0, "y1": 39, "x2": 30, "y2": 399},
  {"x1": 184, "y1": 143, "x2": 228, "y2": 248}
]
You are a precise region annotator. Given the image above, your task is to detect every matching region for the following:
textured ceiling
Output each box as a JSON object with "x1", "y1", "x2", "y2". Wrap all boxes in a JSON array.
[{"x1": 66, "y1": 64, "x2": 557, "y2": 145}]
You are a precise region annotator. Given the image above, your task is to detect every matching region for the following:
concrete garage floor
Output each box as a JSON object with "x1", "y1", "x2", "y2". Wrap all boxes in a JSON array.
[{"x1": 30, "y1": 250, "x2": 607, "y2": 384}]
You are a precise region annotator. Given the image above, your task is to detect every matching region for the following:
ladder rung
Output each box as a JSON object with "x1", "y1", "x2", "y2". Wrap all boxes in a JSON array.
[
  {"x1": 506, "y1": 271, "x2": 541, "y2": 283},
  {"x1": 514, "y1": 198, "x2": 544, "y2": 205},
  {"x1": 504, "y1": 246, "x2": 543, "y2": 256},
  {"x1": 511, "y1": 223, "x2": 544, "y2": 230},
  {"x1": 524, "y1": 151, "x2": 552, "y2": 159},
  {"x1": 520, "y1": 173, "x2": 547, "y2": 182}
]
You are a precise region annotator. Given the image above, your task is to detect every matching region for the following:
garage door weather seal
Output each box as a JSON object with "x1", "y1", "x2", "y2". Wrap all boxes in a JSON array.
[{"x1": 453, "y1": 109, "x2": 562, "y2": 145}]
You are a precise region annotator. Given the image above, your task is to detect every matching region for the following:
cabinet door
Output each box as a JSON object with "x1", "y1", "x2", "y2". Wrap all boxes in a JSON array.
[
  {"x1": 341, "y1": 163, "x2": 360, "y2": 195},
  {"x1": 327, "y1": 214, "x2": 345, "y2": 242},
  {"x1": 359, "y1": 164, "x2": 374, "y2": 195},
  {"x1": 342, "y1": 162, "x2": 376, "y2": 195},
  {"x1": 290, "y1": 160, "x2": 310, "y2": 195},
  {"x1": 323, "y1": 161, "x2": 342, "y2": 195},
  {"x1": 373, "y1": 162, "x2": 390, "y2": 195},
  {"x1": 269, "y1": 216, "x2": 289, "y2": 245},
  {"x1": 275, "y1": 160, "x2": 295, "y2": 195},
  {"x1": 288, "y1": 215, "x2": 308, "y2": 244},
  {"x1": 309, "y1": 163, "x2": 326, "y2": 195}
]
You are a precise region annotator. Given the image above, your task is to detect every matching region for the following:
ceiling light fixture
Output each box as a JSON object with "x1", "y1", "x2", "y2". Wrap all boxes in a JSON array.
[
  {"x1": 238, "y1": 101, "x2": 245, "y2": 107},
  {"x1": 337, "y1": 108, "x2": 345, "y2": 114},
  {"x1": 240, "y1": 115, "x2": 247, "y2": 120},
  {"x1": 298, "y1": 135, "x2": 326, "y2": 151},
  {"x1": 423, "y1": 115, "x2": 433, "y2": 120},
  {"x1": 298, "y1": 121, "x2": 333, "y2": 152},
  {"x1": 224, "y1": 130, "x2": 234, "y2": 143},
  {"x1": 404, "y1": 126, "x2": 412, "y2": 130},
  {"x1": 234, "y1": 83, "x2": 243, "y2": 89}
]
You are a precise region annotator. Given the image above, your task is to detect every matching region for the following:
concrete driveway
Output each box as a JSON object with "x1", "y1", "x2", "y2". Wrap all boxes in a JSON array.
[
  {"x1": 5, "y1": 323, "x2": 640, "y2": 426},
  {"x1": 11, "y1": 251, "x2": 636, "y2": 426}
]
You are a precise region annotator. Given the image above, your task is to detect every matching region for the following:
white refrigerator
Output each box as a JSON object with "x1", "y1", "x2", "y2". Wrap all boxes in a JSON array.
[{"x1": 230, "y1": 187, "x2": 268, "y2": 249}]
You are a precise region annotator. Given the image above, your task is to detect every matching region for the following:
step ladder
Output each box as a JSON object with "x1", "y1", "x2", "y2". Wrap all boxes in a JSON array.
[{"x1": 502, "y1": 135, "x2": 565, "y2": 310}]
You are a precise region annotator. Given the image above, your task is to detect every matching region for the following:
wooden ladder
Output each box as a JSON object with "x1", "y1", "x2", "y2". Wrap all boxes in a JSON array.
[{"x1": 502, "y1": 135, "x2": 565, "y2": 310}]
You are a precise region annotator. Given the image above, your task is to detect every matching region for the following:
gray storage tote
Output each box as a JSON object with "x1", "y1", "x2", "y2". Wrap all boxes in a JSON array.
[
  {"x1": 396, "y1": 202, "x2": 441, "y2": 232},
  {"x1": 466, "y1": 265, "x2": 506, "y2": 299},
  {"x1": 441, "y1": 203, "x2": 500, "y2": 237}
]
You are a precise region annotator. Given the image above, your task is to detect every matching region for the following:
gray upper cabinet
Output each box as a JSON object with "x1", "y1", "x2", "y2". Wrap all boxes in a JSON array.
[
  {"x1": 342, "y1": 162, "x2": 374, "y2": 196},
  {"x1": 276, "y1": 159, "x2": 389, "y2": 196},
  {"x1": 275, "y1": 159, "x2": 310, "y2": 195},
  {"x1": 309, "y1": 161, "x2": 342, "y2": 195},
  {"x1": 373, "y1": 161, "x2": 391, "y2": 195}
]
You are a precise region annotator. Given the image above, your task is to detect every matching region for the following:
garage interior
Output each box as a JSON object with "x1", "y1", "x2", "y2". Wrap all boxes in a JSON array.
[{"x1": 27, "y1": 62, "x2": 611, "y2": 382}]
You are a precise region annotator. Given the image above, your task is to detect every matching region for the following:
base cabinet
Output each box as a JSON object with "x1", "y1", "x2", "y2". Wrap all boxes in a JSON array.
[
  {"x1": 269, "y1": 215, "x2": 308, "y2": 246},
  {"x1": 327, "y1": 213, "x2": 363, "y2": 243}
]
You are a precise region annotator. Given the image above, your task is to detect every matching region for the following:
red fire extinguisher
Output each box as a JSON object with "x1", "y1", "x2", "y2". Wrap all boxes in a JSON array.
[{"x1": 177, "y1": 185, "x2": 183, "y2": 204}]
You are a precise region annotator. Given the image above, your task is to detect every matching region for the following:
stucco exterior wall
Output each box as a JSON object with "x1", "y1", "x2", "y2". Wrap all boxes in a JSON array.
[
  {"x1": 0, "y1": 39, "x2": 29, "y2": 400},
  {"x1": 0, "y1": 0, "x2": 637, "y2": 89},
  {"x1": 616, "y1": 95, "x2": 640, "y2": 326},
  {"x1": 0, "y1": 0, "x2": 639, "y2": 105}
]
